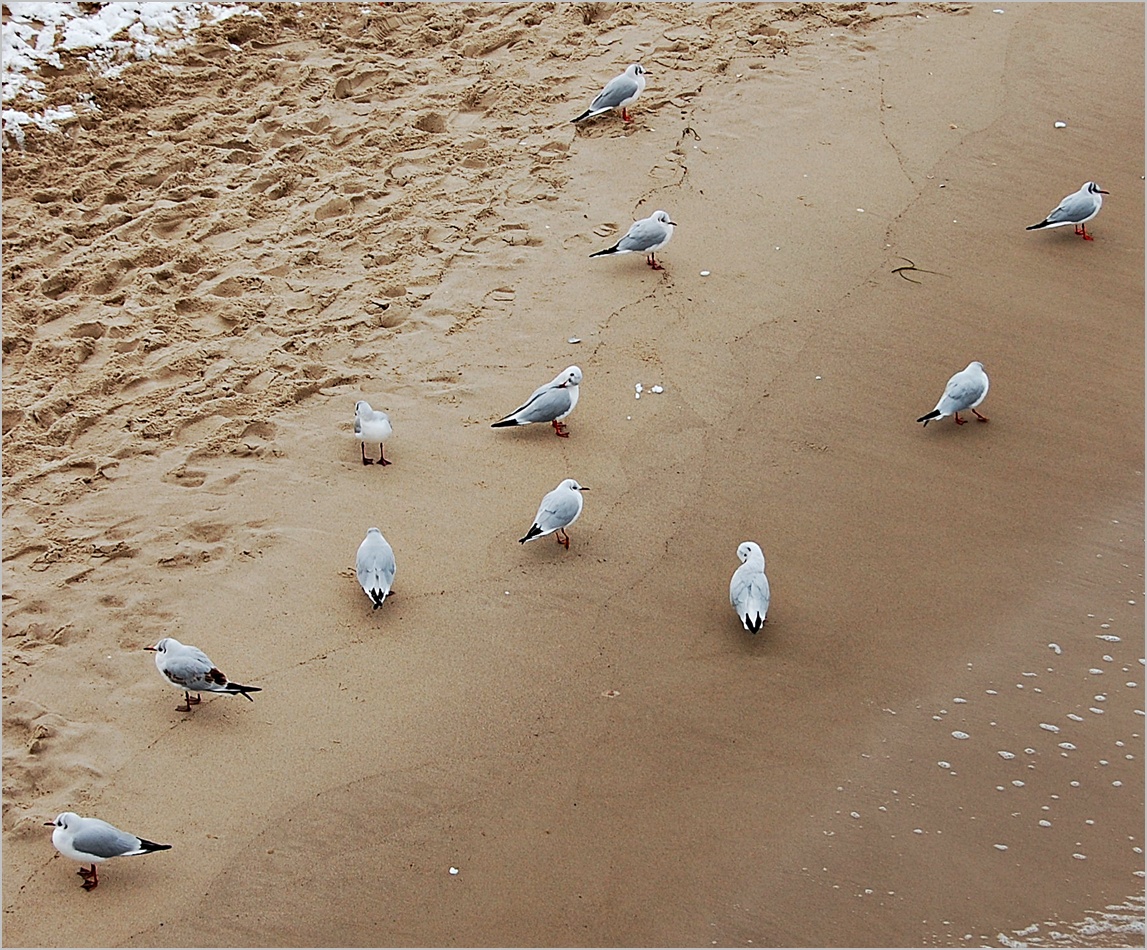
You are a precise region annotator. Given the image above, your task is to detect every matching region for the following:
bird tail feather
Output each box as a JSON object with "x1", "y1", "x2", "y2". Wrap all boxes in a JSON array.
[
  {"x1": 519, "y1": 524, "x2": 543, "y2": 544},
  {"x1": 916, "y1": 410, "x2": 941, "y2": 426},
  {"x1": 589, "y1": 244, "x2": 620, "y2": 258}
]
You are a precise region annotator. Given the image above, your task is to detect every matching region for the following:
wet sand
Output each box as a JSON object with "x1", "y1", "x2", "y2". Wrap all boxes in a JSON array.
[{"x1": 2, "y1": 3, "x2": 1143, "y2": 947}]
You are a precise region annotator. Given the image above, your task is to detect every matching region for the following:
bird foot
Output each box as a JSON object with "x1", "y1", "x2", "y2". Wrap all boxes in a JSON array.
[
  {"x1": 176, "y1": 704, "x2": 191, "y2": 712},
  {"x1": 81, "y1": 878, "x2": 98, "y2": 891},
  {"x1": 361, "y1": 458, "x2": 374, "y2": 465},
  {"x1": 77, "y1": 868, "x2": 94, "y2": 880},
  {"x1": 622, "y1": 109, "x2": 632, "y2": 122},
  {"x1": 1083, "y1": 232, "x2": 1094, "y2": 241},
  {"x1": 379, "y1": 457, "x2": 392, "y2": 466},
  {"x1": 973, "y1": 410, "x2": 990, "y2": 423},
  {"x1": 646, "y1": 256, "x2": 664, "y2": 271},
  {"x1": 188, "y1": 694, "x2": 201, "y2": 705},
  {"x1": 954, "y1": 414, "x2": 967, "y2": 425}
]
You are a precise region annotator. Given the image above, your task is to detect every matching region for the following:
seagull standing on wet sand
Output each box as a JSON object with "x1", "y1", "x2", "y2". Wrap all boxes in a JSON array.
[
  {"x1": 571, "y1": 63, "x2": 647, "y2": 124},
  {"x1": 491, "y1": 366, "x2": 582, "y2": 438},
  {"x1": 519, "y1": 479, "x2": 588, "y2": 550},
  {"x1": 146, "y1": 637, "x2": 262, "y2": 712},
  {"x1": 355, "y1": 400, "x2": 393, "y2": 466},
  {"x1": 46, "y1": 812, "x2": 171, "y2": 891},
  {"x1": 917, "y1": 361, "x2": 990, "y2": 427},
  {"x1": 590, "y1": 210, "x2": 677, "y2": 271},
  {"x1": 1026, "y1": 181, "x2": 1109, "y2": 240},
  {"x1": 356, "y1": 527, "x2": 397, "y2": 610},
  {"x1": 730, "y1": 541, "x2": 771, "y2": 634}
]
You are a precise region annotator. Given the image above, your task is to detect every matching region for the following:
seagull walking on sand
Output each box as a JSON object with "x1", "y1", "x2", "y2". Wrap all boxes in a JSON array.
[
  {"x1": 146, "y1": 637, "x2": 262, "y2": 711},
  {"x1": 356, "y1": 527, "x2": 396, "y2": 610},
  {"x1": 519, "y1": 478, "x2": 588, "y2": 550},
  {"x1": 730, "y1": 542, "x2": 771, "y2": 634},
  {"x1": 917, "y1": 361, "x2": 990, "y2": 427},
  {"x1": 571, "y1": 63, "x2": 647, "y2": 124},
  {"x1": 590, "y1": 210, "x2": 677, "y2": 271},
  {"x1": 355, "y1": 400, "x2": 393, "y2": 466},
  {"x1": 491, "y1": 366, "x2": 582, "y2": 438},
  {"x1": 46, "y1": 812, "x2": 171, "y2": 891},
  {"x1": 1026, "y1": 181, "x2": 1109, "y2": 240}
]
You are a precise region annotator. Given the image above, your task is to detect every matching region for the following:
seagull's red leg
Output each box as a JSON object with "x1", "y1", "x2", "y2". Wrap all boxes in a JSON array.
[
  {"x1": 379, "y1": 445, "x2": 392, "y2": 465},
  {"x1": 954, "y1": 413, "x2": 967, "y2": 425},
  {"x1": 646, "y1": 253, "x2": 664, "y2": 271},
  {"x1": 81, "y1": 866, "x2": 98, "y2": 890},
  {"x1": 622, "y1": 108, "x2": 632, "y2": 122},
  {"x1": 1075, "y1": 224, "x2": 1085, "y2": 235},
  {"x1": 361, "y1": 443, "x2": 373, "y2": 466},
  {"x1": 972, "y1": 408, "x2": 989, "y2": 422},
  {"x1": 1082, "y1": 225, "x2": 1094, "y2": 241},
  {"x1": 177, "y1": 691, "x2": 191, "y2": 712},
  {"x1": 556, "y1": 529, "x2": 570, "y2": 549},
  {"x1": 552, "y1": 420, "x2": 569, "y2": 438},
  {"x1": 189, "y1": 692, "x2": 201, "y2": 705}
]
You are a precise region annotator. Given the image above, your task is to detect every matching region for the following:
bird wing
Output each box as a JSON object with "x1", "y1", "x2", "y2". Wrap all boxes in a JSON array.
[
  {"x1": 534, "y1": 488, "x2": 582, "y2": 533},
  {"x1": 730, "y1": 565, "x2": 771, "y2": 623},
  {"x1": 161, "y1": 648, "x2": 214, "y2": 690},
  {"x1": 71, "y1": 820, "x2": 142, "y2": 859},
  {"x1": 1044, "y1": 189, "x2": 1095, "y2": 225},
  {"x1": 940, "y1": 372, "x2": 986, "y2": 414},
  {"x1": 589, "y1": 73, "x2": 640, "y2": 112},
  {"x1": 617, "y1": 217, "x2": 668, "y2": 253},
  {"x1": 504, "y1": 385, "x2": 572, "y2": 424}
]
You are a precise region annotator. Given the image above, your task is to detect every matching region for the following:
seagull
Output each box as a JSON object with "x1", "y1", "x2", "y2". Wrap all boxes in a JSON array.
[
  {"x1": 917, "y1": 361, "x2": 990, "y2": 427},
  {"x1": 571, "y1": 63, "x2": 647, "y2": 124},
  {"x1": 491, "y1": 366, "x2": 582, "y2": 438},
  {"x1": 1026, "y1": 181, "x2": 1109, "y2": 240},
  {"x1": 46, "y1": 812, "x2": 171, "y2": 891},
  {"x1": 590, "y1": 210, "x2": 677, "y2": 270},
  {"x1": 145, "y1": 637, "x2": 262, "y2": 712},
  {"x1": 519, "y1": 478, "x2": 588, "y2": 550},
  {"x1": 730, "y1": 542, "x2": 771, "y2": 634},
  {"x1": 354, "y1": 400, "x2": 393, "y2": 466},
  {"x1": 356, "y1": 527, "x2": 396, "y2": 609}
]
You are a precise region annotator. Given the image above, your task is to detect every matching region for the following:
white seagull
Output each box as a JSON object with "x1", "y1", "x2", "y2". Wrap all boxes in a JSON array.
[
  {"x1": 917, "y1": 361, "x2": 990, "y2": 427},
  {"x1": 590, "y1": 210, "x2": 677, "y2": 270},
  {"x1": 145, "y1": 637, "x2": 262, "y2": 712},
  {"x1": 1026, "y1": 181, "x2": 1109, "y2": 240},
  {"x1": 730, "y1": 542, "x2": 771, "y2": 634},
  {"x1": 46, "y1": 812, "x2": 171, "y2": 891},
  {"x1": 491, "y1": 366, "x2": 582, "y2": 438},
  {"x1": 354, "y1": 400, "x2": 393, "y2": 466},
  {"x1": 571, "y1": 63, "x2": 647, "y2": 124},
  {"x1": 356, "y1": 527, "x2": 397, "y2": 610},
  {"x1": 519, "y1": 478, "x2": 589, "y2": 550}
]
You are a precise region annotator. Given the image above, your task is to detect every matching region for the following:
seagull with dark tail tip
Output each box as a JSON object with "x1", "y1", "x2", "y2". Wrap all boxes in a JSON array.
[
  {"x1": 519, "y1": 478, "x2": 588, "y2": 550},
  {"x1": 146, "y1": 637, "x2": 261, "y2": 712},
  {"x1": 1026, "y1": 181, "x2": 1108, "y2": 240},
  {"x1": 571, "y1": 63, "x2": 647, "y2": 124},
  {"x1": 917, "y1": 361, "x2": 990, "y2": 427},
  {"x1": 46, "y1": 812, "x2": 171, "y2": 891},
  {"x1": 590, "y1": 210, "x2": 677, "y2": 271}
]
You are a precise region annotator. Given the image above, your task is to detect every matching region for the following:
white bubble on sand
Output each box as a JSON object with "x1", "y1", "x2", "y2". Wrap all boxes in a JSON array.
[
  {"x1": 1039, "y1": 820, "x2": 1052, "y2": 827},
  {"x1": 1068, "y1": 714, "x2": 1085, "y2": 721},
  {"x1": 1012, "y1": 780, "x2": 1025, "y2": 787},
  {"x1": 1039, "y1": 723, "x2": 1061, "y2": 733},
  {"x1": 1097, "y1": 634, "x2": 1121, "y2": 641},
  {"x1": 994, "y1": 843, "x2": 1008, "y2": 851},
  {"x1": 1049, "y1": 643, "x2": 1063, "y2": 654},
  {"x1": 937, "y1": 761, "x2": 951, "y2": 769},
  {"x1": 998, "y1": 751, "x2": 1016, "y2": 760}
]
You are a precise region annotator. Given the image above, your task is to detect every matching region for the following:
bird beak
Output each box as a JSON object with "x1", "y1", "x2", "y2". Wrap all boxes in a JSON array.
[
  {"x1": 43, "y1": 821, "x2": 55, "y2": 826},
  {"x1": 1099, "y1": 189, "x2": 1110, "y2": 194},
  {"x1": 579, "y1": 487, "x2": 590, "y2": 491},
  {"x1": 143, "y1": 646, "x2": 157, "y2": 652},
  {"x1": 668, "y1": 220, "x2": 678, "y2": 227}
]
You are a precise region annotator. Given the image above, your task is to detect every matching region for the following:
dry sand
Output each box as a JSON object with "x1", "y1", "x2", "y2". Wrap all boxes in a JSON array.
[{"x1": 2, "y1": 2, "x2": 1144, "y2": 947}]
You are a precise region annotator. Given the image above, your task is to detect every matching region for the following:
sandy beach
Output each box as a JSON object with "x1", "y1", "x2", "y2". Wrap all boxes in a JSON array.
[{"x1": 2, "y1": 3, "x2": 1143, "y2": 947}]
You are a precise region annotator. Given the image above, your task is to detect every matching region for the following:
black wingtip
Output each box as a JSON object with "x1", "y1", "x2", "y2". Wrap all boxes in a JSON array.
[
  {"x1": 519, "y1": 524, "x2": 542, "y2": 544},
  {"x1": 571, "y1": 110, "x2": 591, "y2": 123},
  {"x1": 1025, "y1": 221, "x2": 1046, "y2": 231},
  {"x1": 916, "y1": 410, "x2": 939, "y2": 425},
  {"x1": 589, "y1": 245, "x2": 619, "y2": 258},
  {"x1": 138, "y1": 839, "x2": 173, "y2": 853},
  {"x1": 490, "y1": 419, "x2": 515, "y2": 428}
]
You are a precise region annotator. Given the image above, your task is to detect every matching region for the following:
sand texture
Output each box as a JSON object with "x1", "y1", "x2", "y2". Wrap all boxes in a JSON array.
[{"x1": 2, "y1": 3, "x2": 1144, "y2": 947}]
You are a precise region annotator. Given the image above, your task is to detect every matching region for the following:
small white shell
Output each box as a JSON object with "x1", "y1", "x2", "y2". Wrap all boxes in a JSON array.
[
  {"x1": 650, "y1": 385, "x2": 664, "y2": 394},
  {"x1": 1054, "y1": 121, "x2": 1067, "y2": 128}
]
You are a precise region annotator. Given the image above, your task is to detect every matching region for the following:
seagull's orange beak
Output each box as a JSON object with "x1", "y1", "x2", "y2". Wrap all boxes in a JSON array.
[{"x1": 143, "y1": 646, "x2": 157, "y2": 652}]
